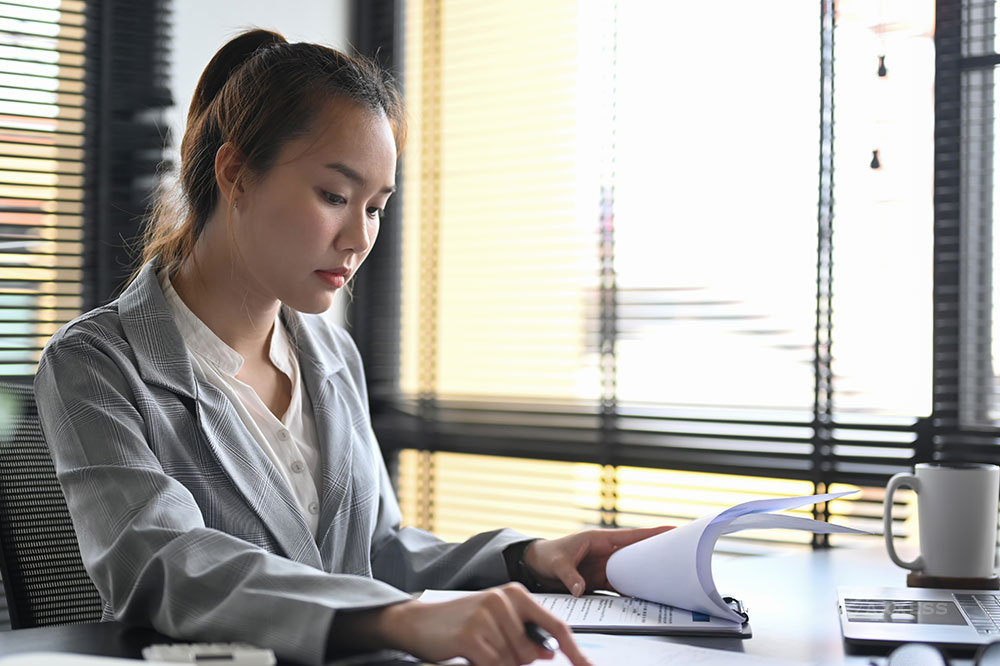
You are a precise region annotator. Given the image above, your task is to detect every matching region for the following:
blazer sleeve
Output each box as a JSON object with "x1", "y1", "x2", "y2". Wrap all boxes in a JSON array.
[
  {"x1": 34, "y1": 326, "x2": 412, "y2": 666},
  {"x1": 368, "y1": 456, "x2": 533, "y2": 592},
  {"x1": 326, "y1": 326, "x2": 534, "y2": 592}
]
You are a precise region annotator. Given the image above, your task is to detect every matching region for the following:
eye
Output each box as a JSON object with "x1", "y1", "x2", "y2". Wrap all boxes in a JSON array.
[
  {"x1": 366, "y1": 206, "x2": 384, "y2": 220},
  {"x1": 322, "y1": 191, "x2": 346, "y2": 205}
]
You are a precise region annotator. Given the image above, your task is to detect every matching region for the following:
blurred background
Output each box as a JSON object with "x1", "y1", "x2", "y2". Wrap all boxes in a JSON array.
[{"x1": 1, "y1": 0, "x2": 993, "y2": 558}]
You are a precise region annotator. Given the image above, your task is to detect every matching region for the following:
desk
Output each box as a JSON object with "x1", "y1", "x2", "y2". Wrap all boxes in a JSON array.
[
  {"x1": 0, "y1": 546, "x2": 973, "y2": 665},
  {"x1": 0, "y1": 623, "x2": 168, "y2": 660},
  {"x1": 0, "y1": 622, "x2": 420, "y2": 666},
  {"x1": 660, "y1": 543, "x2": 980, "y2": 665},
  {"x1": 703, "y1": 545, "x2": 904, "y2": 664}
]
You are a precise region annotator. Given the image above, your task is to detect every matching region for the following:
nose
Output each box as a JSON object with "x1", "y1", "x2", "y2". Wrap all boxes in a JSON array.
[{"x1": 335, "y1": 205, "x2": 375, "y2": 254}]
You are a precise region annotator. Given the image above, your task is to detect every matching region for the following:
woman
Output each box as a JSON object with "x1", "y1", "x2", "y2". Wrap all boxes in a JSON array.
[{"x1": 34, "y1": 29, "x2": 666, "y2": 666}]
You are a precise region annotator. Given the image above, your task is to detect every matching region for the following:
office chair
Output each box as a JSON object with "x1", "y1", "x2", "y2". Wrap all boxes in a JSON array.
[{"x1": 0, "y1": 380, "x2": 103, "y2": 629}]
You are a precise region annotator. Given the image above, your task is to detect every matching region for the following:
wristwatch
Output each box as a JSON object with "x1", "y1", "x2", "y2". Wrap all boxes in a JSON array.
[{"x1": 503, "y1": 539, "x2": 544, "y2": 592}]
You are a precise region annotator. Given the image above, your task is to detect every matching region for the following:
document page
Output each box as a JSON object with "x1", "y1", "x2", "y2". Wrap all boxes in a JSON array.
[
  {"x1": 605, "y1": 490, "x2": 865, "y2": 623},
  {"x1": 425, "y1": 492, "x2": 865, "y2": 644},
  {"x1": 532, "y1": 593, "x2": 745, "y2": 634},
  {"x1": 418, "y1": 590, "x2": 746, "y2": 636}
]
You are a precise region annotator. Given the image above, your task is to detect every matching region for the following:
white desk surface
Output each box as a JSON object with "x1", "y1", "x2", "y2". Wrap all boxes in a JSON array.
[
  {"x1": 0, "y1": 545, "x2": 972, "y2": 666},
  {"x1": 655, "y1": 544, "x2": 977, "y2": 665}
]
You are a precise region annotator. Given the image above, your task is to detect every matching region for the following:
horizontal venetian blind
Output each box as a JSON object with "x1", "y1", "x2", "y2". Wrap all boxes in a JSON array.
[
  {"x1": 362, "y1": 0, "x2": 939, "y2": 548},
  {"x1": 396, "y1": 450, "x2": 908, "y2": 554},
  {"x1": 0, "y1": 0, "x2": 85, "y2": 375},
  {"x1": 956, "y1": 0, "x2": 999, "y2": 431},
  {"x1": 394, "y1": 0, "x2": 826, "y2": 474},
  {"x1": 398, "y1": 0, "x2": 600, "y2": 403}
]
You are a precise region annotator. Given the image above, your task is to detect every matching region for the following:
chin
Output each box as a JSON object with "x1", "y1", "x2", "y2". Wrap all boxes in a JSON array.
[{"x1": 282, "y1": 292, "x2": 337, "y2": 316}]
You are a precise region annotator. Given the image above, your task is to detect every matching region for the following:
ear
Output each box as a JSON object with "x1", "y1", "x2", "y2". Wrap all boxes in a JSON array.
[{"x1": 214, "y1": 142, "x2": 246, "y2": 209}]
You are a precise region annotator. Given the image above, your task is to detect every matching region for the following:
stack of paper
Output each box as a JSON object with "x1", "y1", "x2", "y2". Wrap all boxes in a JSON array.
[{"x1": 606, "y1": 491, "x2": 864, "y2": 622}]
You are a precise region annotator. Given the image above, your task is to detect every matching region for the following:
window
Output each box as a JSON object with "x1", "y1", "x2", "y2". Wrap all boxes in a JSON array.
[
  {"x1": 0, "y1": 1, "x2": 171, "y2": 379},
  {"x1": 352, "y1": 0, "x2": 956, "y2": 547},
  {"x1": 0, "y1": 0, "x2": 86, "y2": 375}
]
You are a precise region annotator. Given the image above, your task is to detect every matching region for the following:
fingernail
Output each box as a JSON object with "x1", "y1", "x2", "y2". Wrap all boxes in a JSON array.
[{"x1": 572, "y1": 581, "x2": 583, "y2": 596}]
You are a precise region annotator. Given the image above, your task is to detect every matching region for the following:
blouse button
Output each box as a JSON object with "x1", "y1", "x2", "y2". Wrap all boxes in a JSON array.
[
  {"x1": 291, "y1": 460, "x2": 305, "y2": 474},
  {"x1": 308, "y1": 502, "x2": 320, "y2": 515},
  {"x1": 277, "y1": 429, "x2": 290, "y2": 441}
]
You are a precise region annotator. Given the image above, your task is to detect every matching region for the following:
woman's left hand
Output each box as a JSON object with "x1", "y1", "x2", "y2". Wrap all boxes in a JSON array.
[{"x1": 523, "y1": 526, "x2": 673, "y2": 596}]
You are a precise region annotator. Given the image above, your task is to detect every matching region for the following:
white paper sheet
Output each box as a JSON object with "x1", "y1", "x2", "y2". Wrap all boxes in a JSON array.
[
  {"x1": 605, "y1": 491, "x2": 864, "y2": 622},
  {"x1": 436, "y1": 633, "x2": 811, "y2": 666},
  {"x1": 421, "y1": 589, "x2": 746, "y2": 635},
  {"x1": 537, "y1": 633, "x2": 810, "y2": 666},
  {"x1": 532, "y1": 593, "x2": 744, "y2": 633}
]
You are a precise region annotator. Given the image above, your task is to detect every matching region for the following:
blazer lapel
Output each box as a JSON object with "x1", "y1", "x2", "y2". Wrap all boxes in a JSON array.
[
  {"x1": 118, "y1": 261, "x2": 322, "y2": 569},
  {"x1": 304, "y1": 363, "x2": 356, "y2": 572},
  {"x1": 286, "y1": 310, "x2": 380, "y2": 576},
  {"x1": 192, "y1": 380, "x2": 323, "y2": 569}
]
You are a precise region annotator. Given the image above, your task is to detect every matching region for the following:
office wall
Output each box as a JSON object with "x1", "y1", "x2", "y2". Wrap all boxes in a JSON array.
[{"x1": 166, "y1": 0, "x2": 352, "y2": 160}]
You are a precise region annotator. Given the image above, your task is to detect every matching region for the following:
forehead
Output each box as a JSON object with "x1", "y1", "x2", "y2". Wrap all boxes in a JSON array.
[{"x1": 280, "y1": 99, "x2": 397, "y2": 174}]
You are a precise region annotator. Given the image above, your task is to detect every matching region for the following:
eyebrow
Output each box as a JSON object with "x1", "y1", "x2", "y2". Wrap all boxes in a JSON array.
[{"x1": 325, "y1": 162, "x2": 396, "y2": 194}]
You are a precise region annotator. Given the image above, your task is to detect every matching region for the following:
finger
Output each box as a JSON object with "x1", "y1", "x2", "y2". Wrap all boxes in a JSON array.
[
  {"x1": 491, "y1": 588, "x2": 543, "y2": 666},
  {"x1": 551, "y1": 562, "x2": 586, "y2": 596},
  {"x1": 509, "y1": 592, "x2": 594, "y2": 666},
  {"x1": 534, "y1": 618, "x2": 594, "y2": 666},
  {"x1": 502, "y1": 620, "x2": 543, "y2": 665},
  {"x1": 538, "y1": 539, "x2": 589, "y2": 595}
]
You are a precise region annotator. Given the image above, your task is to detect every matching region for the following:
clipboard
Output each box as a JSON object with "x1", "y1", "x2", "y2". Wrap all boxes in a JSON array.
[
  {"x1": 535, "y1": 592, "x2": 752, "y2": 639},
  {"x1": 417, "y1": 590, "x2": 753, "y2": 638},
  {"x1": 724, "y1": 596, "x2": 750, "y2": 622}
]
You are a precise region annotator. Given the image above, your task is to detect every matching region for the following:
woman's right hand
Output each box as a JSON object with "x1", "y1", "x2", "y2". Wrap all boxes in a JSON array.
[{"x1": 371, "y1": 582, "x2": 594, "y2": 666}]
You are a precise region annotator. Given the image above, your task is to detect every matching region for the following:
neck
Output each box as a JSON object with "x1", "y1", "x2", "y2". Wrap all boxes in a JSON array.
[{"x1": 171, "y1": 221, "x2": 280, "y2": 361}]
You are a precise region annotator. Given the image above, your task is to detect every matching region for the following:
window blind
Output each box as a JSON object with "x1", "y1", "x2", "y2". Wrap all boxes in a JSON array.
[
  {"x1": 82, "y1": 0, "x2": 172, "y2": 307},
  {"x1": 0, "y1": 0, "x2": 170, "y2": 377},
  {"x1": 947, "y1": 0, "x2": 1000, "y2": 431},
  {"x1": 932, "y1": 0, "x2": 1000, "y2": 447},
  {"x1": 0, "y1": 0, "x2": 86, "y2": 375},
  {"x1": 352, "y1": 0, "x2": 951, "y2": 547},
  {"x1": 396, "y1": 450, "x2": 912, "y2": 553}
]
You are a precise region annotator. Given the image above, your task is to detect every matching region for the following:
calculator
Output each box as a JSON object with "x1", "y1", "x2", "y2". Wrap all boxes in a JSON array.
[{"x1": 142, "y1": 642, "x2": 276, "y2": 665}]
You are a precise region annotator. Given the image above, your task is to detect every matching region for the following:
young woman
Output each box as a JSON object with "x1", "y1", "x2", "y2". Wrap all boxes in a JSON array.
[{"x1": 34, "y1": 29, "x2": 666, "y2": 666}]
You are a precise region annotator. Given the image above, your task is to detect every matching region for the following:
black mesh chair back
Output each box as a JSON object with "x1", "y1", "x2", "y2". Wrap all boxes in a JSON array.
[{"x1": 0, "y1": 380, "x2": 103, "y2": 628}]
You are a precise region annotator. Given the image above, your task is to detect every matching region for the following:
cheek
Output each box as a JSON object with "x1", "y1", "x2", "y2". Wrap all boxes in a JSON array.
[{"x1": 271, "y1": 199, "x2": 328, "y2": 248}]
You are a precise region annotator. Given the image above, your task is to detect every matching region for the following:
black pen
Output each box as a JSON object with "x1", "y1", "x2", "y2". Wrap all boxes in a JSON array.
[{"x1": 525, "y1": 622, "x2": 560, "y2": 653}]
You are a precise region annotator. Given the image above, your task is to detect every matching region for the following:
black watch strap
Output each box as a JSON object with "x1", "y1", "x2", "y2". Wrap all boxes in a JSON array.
[{"x1": 503, "y1": 539, "x2": 544, "y2": 591}]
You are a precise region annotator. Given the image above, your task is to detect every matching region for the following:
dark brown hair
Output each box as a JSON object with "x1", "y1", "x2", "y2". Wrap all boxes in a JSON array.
[{"x1": 139, "y1": 29, "x2": 406, "y2": 277}]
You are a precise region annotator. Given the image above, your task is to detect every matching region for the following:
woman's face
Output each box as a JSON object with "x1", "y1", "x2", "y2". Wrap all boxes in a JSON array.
[{"x1": 232, "y1": 99, "x2": 397, "y2": 314}]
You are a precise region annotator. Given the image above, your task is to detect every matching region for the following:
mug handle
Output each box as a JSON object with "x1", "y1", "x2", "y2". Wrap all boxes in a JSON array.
[{"x1": 884, "y1": 472, "x2": 923, "y2": 571}]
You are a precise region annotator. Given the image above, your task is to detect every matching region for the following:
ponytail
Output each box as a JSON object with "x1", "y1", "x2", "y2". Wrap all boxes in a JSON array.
[{"x1": 187, "y1": 30, "x2": 284, "y2": 120}]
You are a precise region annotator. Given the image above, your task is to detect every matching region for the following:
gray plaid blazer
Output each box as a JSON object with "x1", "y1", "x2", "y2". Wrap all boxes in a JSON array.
[{"x1": 34, "y1": 259, "x2": 527, "y2": 665}]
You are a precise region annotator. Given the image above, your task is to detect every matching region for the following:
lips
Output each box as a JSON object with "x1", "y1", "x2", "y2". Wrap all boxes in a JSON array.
[{"x1": 315, "y1": 267, "x2": 350, "y2": 289}]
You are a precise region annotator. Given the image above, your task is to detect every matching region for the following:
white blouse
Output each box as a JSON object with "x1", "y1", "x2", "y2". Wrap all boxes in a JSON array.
[{"x1": 159, "y1": 272, "x2": 323, "y2": 537}]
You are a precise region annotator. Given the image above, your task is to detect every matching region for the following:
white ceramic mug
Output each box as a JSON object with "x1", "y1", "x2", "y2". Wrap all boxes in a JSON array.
[{"x1": 883, "y1": 462, "x2": 1000, "y2": 579}]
